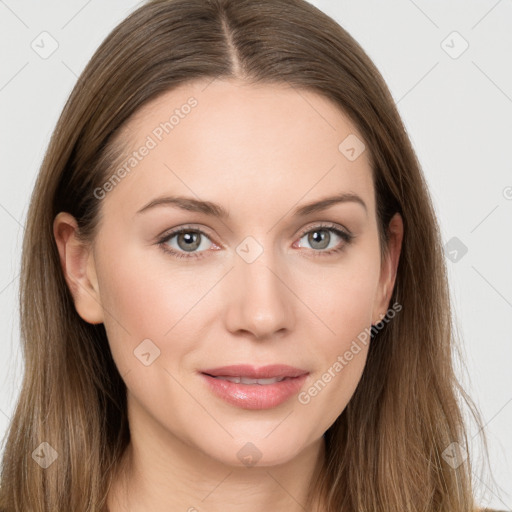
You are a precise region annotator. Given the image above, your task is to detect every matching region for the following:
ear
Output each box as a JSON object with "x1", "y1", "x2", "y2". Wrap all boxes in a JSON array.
[
  {"x1": 53, "y1": 212, "x2": 104, "y2": 324},
  {"x1": 371, "y1": 212, "x2": 403, "y2": 324}
]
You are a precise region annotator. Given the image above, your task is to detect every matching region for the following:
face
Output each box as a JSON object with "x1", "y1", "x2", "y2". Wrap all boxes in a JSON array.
[{"x1": 55, "y1": 78, "x2": 402, "y2": 468}]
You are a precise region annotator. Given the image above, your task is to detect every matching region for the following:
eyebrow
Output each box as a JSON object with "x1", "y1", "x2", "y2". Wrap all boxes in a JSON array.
[
  {"x1": 294, "y1": 193, "x2": 367, "y2": 216},
  {"x1": 135, "y1": 192, "x2": 367, "y2": 218}
]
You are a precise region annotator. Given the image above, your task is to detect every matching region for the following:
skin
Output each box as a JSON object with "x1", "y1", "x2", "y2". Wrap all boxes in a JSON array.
[{"x1": 54, "y1": 78, "x2": 403, "y2": 512}]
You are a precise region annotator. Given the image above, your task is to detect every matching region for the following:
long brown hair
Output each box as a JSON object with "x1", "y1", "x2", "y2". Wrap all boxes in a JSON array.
[{"x1": 0, "y1": 0, "x2": 490, "y2": 510}]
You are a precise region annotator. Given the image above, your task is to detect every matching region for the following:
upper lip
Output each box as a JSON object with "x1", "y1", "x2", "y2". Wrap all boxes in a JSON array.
[{"x1": 201, "y1": 364, "x2": 308, "y2": 379}]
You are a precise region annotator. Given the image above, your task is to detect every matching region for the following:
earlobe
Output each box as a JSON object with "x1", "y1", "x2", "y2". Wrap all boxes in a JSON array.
[
  {"x1": 372, "y1": 212, "x2": 403, "y2": 324},
  {"x1": 53, "y1": 212, "x2": 104, "y2": 325}
]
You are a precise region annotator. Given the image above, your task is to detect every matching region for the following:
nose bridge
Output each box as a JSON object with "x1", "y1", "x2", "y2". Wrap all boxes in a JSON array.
[{"x1": 225, "y1": 235, "x2": 294, "y2": 338}]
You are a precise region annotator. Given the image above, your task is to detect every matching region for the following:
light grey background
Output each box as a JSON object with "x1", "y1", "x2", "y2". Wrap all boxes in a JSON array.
[{"x1": 0, "y1": 0, "x2": 511, "y2": 509}]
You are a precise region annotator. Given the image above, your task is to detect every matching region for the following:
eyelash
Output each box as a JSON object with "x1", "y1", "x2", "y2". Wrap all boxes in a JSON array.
[{"x1": 156, "y1": 222, "x2": 354, "y2": 260}]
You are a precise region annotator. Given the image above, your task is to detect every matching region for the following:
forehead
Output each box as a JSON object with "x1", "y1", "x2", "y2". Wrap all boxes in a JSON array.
[{"x1": 102, "y1": 78, "x2": 374, "y2": 221}]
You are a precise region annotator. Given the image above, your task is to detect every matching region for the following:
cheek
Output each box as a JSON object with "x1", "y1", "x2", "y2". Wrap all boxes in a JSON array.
[
  {"x1": 94, "y1": 242, "x2": 200, "y2": 369},
  {"x1": 291, "y1": 248, "x2": 378, "y2": 427},
  {"x1": 95, "y1": 237, "x2": 232, "y2": 380},
  {"x1": 293, "y1": 244, "x2": 380, "y2": 341}
]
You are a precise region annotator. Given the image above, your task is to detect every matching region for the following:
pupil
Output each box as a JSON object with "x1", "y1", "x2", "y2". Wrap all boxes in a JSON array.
[
  {"x1": 178, "y1": 232, "x2": 200, "y2": 252},
  {"x1": 309, "y1": 229, "x2": 329, "y2": 250}
]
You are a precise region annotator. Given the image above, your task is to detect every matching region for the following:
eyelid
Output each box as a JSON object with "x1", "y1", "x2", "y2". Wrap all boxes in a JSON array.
[
  {"x1": 156, "y1": 224, "x2": 222, "y2": 247},
  {"x1": 295, "y1": 221, "x2": 352, "y2": 240}
]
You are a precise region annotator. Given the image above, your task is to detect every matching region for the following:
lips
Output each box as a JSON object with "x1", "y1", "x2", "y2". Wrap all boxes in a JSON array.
[
  {"x1": 199, "y1": 364, "x2": 309, "y2": 409},
  {"x1": 211, "y1": 376, "x2": 287, "y2": 385},
  {"x1": 201, "y1": 364, "x2": 308, "y2": 379}
]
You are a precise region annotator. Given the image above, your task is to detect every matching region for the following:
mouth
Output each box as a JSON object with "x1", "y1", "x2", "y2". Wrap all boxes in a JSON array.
[
  {"x1": 200, "y1": 364, "x2": 308, "y2": 379},
  {"x1": 203, "y1": 375, "x2": 293, "y2": 385},
  {"x1": 199, "y1": 364, "x2": 309, "y2": 410}
]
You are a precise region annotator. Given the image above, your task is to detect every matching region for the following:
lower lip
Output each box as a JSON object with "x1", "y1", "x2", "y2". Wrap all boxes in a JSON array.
[{"x1": 200, "y1": 373, "x2": 309, "y2": 410}]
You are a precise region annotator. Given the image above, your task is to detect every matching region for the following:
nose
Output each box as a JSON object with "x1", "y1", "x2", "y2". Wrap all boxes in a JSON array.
[{"x1": 223, "y1": 245, "x2": 295, "y2": 341}]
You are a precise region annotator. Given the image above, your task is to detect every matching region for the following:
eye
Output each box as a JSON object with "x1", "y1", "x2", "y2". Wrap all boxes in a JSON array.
[
  {"x1": 156, "y1": 222, "x2": 354, "y2": 260},
  {"x1": 157, "y1": 227, "x2": 216, "y2": 259},
  {"x1": 295, "y1": 223, "x2": 353, "y2": 256}
]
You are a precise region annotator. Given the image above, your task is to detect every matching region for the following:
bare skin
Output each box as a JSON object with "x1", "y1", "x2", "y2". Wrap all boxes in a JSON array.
[{"x1": 54, "y1": 78, "x2": 403, "y2": 512}]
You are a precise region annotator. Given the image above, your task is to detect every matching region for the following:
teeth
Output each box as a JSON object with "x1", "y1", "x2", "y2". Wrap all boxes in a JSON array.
[
  {"x1": 222, "y1": 376, "x2": 241, "y2": 384},
  {"x1": 213, "y1": 376, "x2": 287, "y2": 385}
]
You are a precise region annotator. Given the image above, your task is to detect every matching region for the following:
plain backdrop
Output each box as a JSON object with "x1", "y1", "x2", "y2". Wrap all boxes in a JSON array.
[{"x1": 0, "y1": 0, "x2": 511, "y2": 509}]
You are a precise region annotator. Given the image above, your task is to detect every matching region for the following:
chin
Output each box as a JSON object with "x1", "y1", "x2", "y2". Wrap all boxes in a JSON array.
[{"x1": 202, "y1": 431, "x2": 314, "y2": 469}]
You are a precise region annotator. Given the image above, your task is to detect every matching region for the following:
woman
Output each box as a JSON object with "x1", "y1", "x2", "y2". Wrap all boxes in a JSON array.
[{"x1": 0, "y1": 0, "x2": 503, "y2": 510}]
